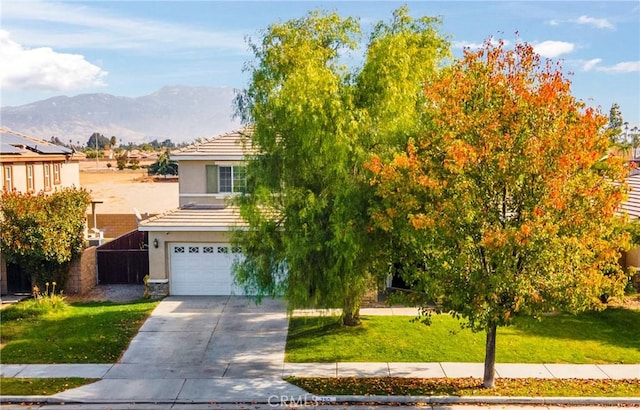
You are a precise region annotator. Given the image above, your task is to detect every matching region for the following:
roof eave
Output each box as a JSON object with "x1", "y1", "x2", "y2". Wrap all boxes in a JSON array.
[{"x1": 172, "y1": 155, "x2": 247, "y2": 161}]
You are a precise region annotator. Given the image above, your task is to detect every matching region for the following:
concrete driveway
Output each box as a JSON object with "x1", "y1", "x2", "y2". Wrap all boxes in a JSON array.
[
  {"x1": 109, "y1": 296, "x2": 289, "y2": 378},
  {"x1": 55, "y1": 296, "x2": 308, "y2": 403}
]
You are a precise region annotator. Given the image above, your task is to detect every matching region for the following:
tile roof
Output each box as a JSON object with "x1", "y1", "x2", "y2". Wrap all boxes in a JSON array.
[
  {"x1": 137, "y1": 206, "x2": 246, "y2": 231},
  {"x1": 621, "y1": 174, "x2": 640, "y2": 219},
  {"x1": 171, "y1": 127, "x2": 256, "y2": 160}
]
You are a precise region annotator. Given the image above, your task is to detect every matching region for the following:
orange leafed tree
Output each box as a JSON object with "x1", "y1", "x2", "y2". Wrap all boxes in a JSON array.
[{"x1": 367, "y1": 39, "x2": 631, "y2": 388}]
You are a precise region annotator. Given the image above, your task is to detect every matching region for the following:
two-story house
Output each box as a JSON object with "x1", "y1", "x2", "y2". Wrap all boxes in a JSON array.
[
  {"x1": 0, "y1": 127, "x2": 81, "y2": 193},
  {"x1": 1, "y1": 127, "x2": 84, "y2": 295},
  {"x1": 138, "y1": 128, "x2": 254, "y2": 297}
]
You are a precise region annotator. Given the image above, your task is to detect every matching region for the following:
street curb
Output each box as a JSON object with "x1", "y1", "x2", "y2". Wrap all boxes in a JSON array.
[
  {"x1": 2, "y1": 395, "x2": 640, "y2": 406},
  {"x1": 334, "y1": 395, "x2": 640, "y2": 405}
]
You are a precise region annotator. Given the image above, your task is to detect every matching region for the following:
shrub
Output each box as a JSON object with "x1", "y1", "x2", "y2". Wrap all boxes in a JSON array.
[
  {"x1": 116, "y1": 153, "x2": 127, "y2": 170},
  {"x1": 0, "y1": 188, "x2": 91, "y2": 289}
]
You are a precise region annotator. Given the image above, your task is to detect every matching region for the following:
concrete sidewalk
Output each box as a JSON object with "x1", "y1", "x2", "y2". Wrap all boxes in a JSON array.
[{"x1": 2, "y1": 362, "x2": 639, "y2": 380}]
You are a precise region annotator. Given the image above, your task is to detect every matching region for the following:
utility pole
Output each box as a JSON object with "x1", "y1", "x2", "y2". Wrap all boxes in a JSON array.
[{"x1": 95, "y1": 134, "x2": 99, "y2": 170}]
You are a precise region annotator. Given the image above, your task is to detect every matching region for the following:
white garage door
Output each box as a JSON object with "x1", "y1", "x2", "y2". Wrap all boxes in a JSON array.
[{"x1": 170, "y1": 243, "x2": 242, "y2": 295}]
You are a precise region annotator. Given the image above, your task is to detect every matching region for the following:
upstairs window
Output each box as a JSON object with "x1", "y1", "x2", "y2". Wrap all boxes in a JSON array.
[
  {"x1": 3, "y1": 164, "x2": 13, "y2": 191},
  {"x1": 205, "y1": 165, "x2": 247, "y2": 194},
  {"x1": 53, "y1": 163, "x2": 61, "y2": 185},
  {"x1": 43, "y1": 163, "x2": 52, "y2": 191},
  {"x1": 26, "y1": 164, "x2": 34, "y2": 192},
  {"x1": 219, "y1": 166, "x2": 246, "y2": 193}
]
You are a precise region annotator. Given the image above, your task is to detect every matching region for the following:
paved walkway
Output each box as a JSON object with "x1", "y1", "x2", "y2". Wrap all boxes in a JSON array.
[
  {"x1": 1, "y1": 300, "x2": 639, "y2": 404},
  {"x1": 3, "y1": 361, "x2": 639, "y2": 380}
]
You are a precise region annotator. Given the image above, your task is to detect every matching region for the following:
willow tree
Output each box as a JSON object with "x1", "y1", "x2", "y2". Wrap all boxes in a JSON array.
[
  {"x1": 368, "y1": 40, "x2": 630, "y2": 386},
  {"x1": 233, "y1": 7, "x2": 448, "y2": 325}
]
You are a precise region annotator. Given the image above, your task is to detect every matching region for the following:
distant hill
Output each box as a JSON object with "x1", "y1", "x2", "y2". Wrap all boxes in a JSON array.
[{"x1": 0, "y1": 86, "x2": 242, "y2": 144}]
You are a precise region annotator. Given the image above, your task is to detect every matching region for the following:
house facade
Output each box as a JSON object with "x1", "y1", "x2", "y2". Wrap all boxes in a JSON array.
[
  {"x1": 138, "y1": 128, "x2": 253, "y2": 297},
  {"x1": 0, "y1": 128, "x2": 81, "y2": 194},
  {"x1": 619, "y1": 173, "x2": 640, "y2": 291},
  {"x1": 0, "y1": 127, "x2": 84, "y2": 295}
]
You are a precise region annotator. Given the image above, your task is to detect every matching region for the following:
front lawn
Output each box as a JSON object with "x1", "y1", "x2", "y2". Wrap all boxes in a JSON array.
[
  {"x1": 0, "y1": 378, "x2": 96, "y2": 396},
  {"x1": 286, "y1": 308, "x2": 640, "y2": 363},
  {"x1": 0, "y1": 300, "x2": 158, "y2": 364},
  {"x1": 288, "y1": 377, "x2": 640, "y2": 397}
]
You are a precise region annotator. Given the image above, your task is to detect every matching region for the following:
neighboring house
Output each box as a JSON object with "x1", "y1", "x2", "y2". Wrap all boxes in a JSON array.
[
  {"x1": 0, "y1": 127, "x2": 84, "y2": 295},
  {"x1": 0, "y1": 127, "x2": 81, "y2": 193},
  {"x1": 619, "y1": 173, "x2": 640, "y2": 291},
  {"x1": 138, "y1": 128, "x2": 254, "y2": 297}
]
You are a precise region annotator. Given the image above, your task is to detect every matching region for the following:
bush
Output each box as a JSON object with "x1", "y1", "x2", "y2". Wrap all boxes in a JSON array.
[
  {"x1": 116, "y1": 153, "x2": 127, "y2": 170},
  {"x1": 0, "y1": 188, "x2": 91, "y2": 290}
]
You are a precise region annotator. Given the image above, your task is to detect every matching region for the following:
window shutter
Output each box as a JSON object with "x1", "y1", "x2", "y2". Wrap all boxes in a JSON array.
[{"x1": 206, "y1": 165, "x2": 218, "y2": 193}]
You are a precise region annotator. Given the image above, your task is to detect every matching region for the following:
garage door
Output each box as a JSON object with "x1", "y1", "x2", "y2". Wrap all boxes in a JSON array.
[{"x1": 170, "y1": 243, "x2": 242, "y2": 295}]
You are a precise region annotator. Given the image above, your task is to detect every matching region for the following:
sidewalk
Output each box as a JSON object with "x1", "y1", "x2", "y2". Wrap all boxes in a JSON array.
[{"x1": 2, "y1": 361, "x2": 639, "y2": 379}]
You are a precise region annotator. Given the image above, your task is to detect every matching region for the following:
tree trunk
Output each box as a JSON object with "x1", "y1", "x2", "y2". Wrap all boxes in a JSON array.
[
  {"x1": 483, "y1": 323, "x2": 497, "y2": 388},
  {"x1": 342, "y1": 296, "x2": 361, "y2": 326}
]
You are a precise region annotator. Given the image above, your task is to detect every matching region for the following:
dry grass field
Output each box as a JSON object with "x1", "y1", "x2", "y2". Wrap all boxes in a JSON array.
[{"x1": 79, "y1": 160, "x2": 178, "y2": 214}]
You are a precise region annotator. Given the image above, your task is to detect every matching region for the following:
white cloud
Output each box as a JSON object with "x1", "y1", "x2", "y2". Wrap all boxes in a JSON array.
[
  {"x1": 1, "y1": 1, "x2": 247, "y2": 52},
  {"x1": 596, "y1": 61, "x2": 640, "y2": 73},
  {"x1": 533, "y1": 41, "x2": 575, "y2": 58},
  {"x1": 547, "y1": 19, "x2": 560, "y2": 26},
  {"x1": 0, "y1": 30, "x2": 107, "y2": 91},
  {"x1": 582, "y1": 58, "x2": 602, "y2": 72},
  {"x1": 573, "y1": 15, "x2": 615, "y2": 30}
]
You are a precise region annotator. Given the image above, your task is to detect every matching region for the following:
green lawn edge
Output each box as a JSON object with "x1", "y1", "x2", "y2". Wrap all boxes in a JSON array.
[
  {"x1": 286, "y1": 308, "x2": 640, "y2": 364},
  {"x1": 287, "y1": 377, "x2": 640, "y2": 397},
  {"x1": 0, "y1": 377, "x2": 97, "y2": 396},
  {"x1": 0, "y1": 299, "x2": 158, "y2": 364}
]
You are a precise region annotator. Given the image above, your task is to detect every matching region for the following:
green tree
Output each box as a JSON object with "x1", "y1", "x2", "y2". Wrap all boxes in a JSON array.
[
  {"x1": 608, "y1": 103, "x2": 625, "y2": 145},
  {"x1": 110, "y1": 135, "x2": 117, "y2": 148},
  {"x1": 149, "y1": 149, "x2": 178, "y2": 177},
  {"x1": 232, "y1": 7, "x2": 448, "y2": 326},
  {"x1": 368, "y1": 40, "x2": 631, "y2": 387},
  {"x1": 116, "y1": 152, "x2": 128, "y2": 170},
  {"x1": 0, "y1": 188, "x2": 92, "y2": 289},
  {"x1": 87, "y1": 133, "x2": 110, "y2": 150}
]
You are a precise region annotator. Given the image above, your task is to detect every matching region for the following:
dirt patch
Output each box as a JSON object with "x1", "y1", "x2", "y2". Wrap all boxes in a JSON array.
[{"x1": 81, "y1": 168, "x2": 178, "y2": 214}]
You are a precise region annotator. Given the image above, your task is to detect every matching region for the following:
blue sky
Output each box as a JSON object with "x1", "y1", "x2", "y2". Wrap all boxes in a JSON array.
[{"x1": 1, "y1": 1, "x2": 639, "y2": 126}]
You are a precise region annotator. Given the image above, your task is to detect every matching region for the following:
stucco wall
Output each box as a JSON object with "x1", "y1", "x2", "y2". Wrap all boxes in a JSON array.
[
  {"x1": 179, "y1": 160, "x2": 209, "y2": 195},
  {"x1": 178, "y1": 160, "x2": 241, "y2": 207},
  {"x1": 61, "y1": 161, "x2": 81, "y2": 187},
  {"x1": 65, "y1": 246, "x2": 97, "y2": 294},
  {"x1": 148, "y1": 231, "x2": 231, "y2": 281},
  {"x1": 2, "y1": 160, "x2": 80, "y2": 193}
]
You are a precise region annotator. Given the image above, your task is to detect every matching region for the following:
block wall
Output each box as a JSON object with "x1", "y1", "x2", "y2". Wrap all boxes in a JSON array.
[{"x1": 65, "y1": 246, "x2": 96, "y2": 294}]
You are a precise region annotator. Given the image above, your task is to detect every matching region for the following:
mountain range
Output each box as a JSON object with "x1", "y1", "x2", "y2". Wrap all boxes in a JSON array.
[{"x1": 0, "y1": 86, "x2": 242, "y2": 145}]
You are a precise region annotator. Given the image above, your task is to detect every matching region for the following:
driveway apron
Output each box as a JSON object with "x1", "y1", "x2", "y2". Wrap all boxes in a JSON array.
[{"x1": 55, "y1": 296, "x2": 308, "y2": 403}]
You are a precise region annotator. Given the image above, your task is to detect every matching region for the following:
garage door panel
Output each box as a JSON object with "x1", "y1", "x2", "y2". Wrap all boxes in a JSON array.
[{"x1": 170, "y1": 243, "x2": 241, "y2": 296}]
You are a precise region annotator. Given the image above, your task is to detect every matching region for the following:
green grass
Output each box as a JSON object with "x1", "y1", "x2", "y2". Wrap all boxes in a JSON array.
[
  {"x1": 286, "y1": 308, "x2": 640, "y2": 363},
  {"x1": 288, "y1": 377, "x2": 640, "y2": 397},
  {"x1": 0, "y1": 300, "x2": 158, "y2": 364},
  {"x1": 0, "y1": 378, "x2": 97, "y2": 396}
]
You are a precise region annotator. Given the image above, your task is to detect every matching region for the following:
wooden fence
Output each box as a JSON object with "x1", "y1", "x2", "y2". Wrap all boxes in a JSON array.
[{"x1": 97, "y1": 230, "x2": 149, "y2": 284}]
